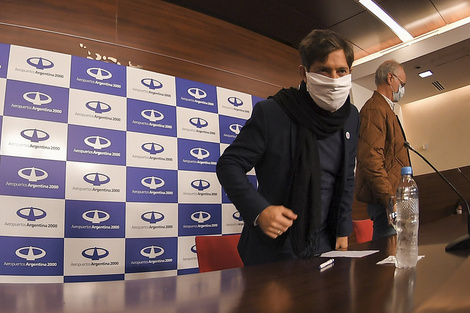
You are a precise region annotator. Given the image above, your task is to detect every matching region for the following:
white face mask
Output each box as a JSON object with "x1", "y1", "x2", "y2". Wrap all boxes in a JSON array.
[
  {"x1": 392, "y1": 77, "x2": 405, "y2": 102},
  {"x1": 305, "y1": 72, "x2": 352, "y2": 112}
]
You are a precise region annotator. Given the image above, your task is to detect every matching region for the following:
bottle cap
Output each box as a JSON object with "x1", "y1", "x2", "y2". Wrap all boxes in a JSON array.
[{"x1": 401, "y1": 166, "x2": 413, "y2": 175}]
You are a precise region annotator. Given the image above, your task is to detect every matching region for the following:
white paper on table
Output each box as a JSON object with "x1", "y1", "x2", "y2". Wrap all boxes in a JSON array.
[
  {"x1": 319, "y1": 250, "x2": 379, "y2": 258},
  {"x1": 376, "y1": 255, "x2": 425, "y2": 265}
]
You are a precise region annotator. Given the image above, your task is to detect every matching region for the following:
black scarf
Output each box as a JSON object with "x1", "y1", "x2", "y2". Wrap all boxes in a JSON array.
[{"x1": 269, "y1": 81, "x2": 351, "y2": 258}]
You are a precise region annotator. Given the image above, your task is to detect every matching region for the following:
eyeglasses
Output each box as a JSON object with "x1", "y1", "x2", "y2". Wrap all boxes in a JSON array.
[{"x1": 393, "y1": 74, "x2": 406, "y2": 87}]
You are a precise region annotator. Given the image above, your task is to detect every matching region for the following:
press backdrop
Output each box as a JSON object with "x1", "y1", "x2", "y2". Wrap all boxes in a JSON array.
[{"x1": 0, "y1": 43, "x2": 260, "y2": 283}]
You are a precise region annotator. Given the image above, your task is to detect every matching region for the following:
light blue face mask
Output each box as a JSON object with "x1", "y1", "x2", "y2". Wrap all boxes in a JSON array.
[{"x1": 392, "y1": 76, "x2": 405, "y2": 102}]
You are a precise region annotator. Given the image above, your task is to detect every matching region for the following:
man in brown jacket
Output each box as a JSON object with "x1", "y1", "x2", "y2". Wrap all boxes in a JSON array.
[{"x1": 355, "y1": 60, "x2": 411, "y2": 239}]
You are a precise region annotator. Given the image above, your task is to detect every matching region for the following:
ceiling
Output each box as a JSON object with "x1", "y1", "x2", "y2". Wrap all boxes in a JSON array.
[{"x1": 163, "y1": 0, "x2": 470, "y2": 104}]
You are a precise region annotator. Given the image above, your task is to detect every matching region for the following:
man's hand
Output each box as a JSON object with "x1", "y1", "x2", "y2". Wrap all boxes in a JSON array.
[
  {"x1": 257, "y1": 205, "x2": 298, "y2": 239},
  {"x1": 335, "y1": 236, "x2": 348, "y2": 250}
]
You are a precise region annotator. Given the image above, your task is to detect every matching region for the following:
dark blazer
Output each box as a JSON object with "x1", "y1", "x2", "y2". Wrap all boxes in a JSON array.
[{"x1": 216, "y1": 97, "x2": 359, "y2": 265}]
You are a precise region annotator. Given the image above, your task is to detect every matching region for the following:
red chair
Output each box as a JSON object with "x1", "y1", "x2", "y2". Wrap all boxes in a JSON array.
[
  {"x1": 352, "y1": 219, "x2": 373, "y2": 244},
  {"x1": 195, "y1": 234, "x2": 244, "y2": 273}
]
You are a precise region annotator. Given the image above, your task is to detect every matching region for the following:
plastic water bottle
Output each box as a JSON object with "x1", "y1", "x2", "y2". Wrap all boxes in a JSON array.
[{"x1": 395, "y1": 166, "x2": 419, "y2": 268}]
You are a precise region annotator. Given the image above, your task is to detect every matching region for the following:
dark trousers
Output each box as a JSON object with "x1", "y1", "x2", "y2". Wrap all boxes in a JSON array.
[{"x1": 367, "y1": 202, "x2": 396, "y2": 240}]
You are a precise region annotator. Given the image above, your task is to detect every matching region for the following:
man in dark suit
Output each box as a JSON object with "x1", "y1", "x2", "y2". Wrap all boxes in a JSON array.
[{"x1": 216, "y1": 29, "x2": 359, "y2": 266}]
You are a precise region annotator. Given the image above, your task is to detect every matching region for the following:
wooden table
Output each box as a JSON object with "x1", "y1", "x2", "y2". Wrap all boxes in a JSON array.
[{"x1": 0, "y1": 214, "x2": 468, "y2": 313}]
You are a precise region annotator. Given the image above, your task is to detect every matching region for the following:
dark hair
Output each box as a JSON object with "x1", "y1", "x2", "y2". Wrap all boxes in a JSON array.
[{"x1": 299, "y1": 29, "x2": 354, "y2": 69}]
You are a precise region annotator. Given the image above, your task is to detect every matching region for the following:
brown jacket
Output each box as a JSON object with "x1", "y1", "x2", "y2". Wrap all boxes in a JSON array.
[{"x1": 355, "y1": 91, "x2": 410, "y2": 208}]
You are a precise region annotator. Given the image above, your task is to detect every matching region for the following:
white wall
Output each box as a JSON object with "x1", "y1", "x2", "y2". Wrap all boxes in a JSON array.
[
  {"x1": 401, "y1": 85, "x2": 470, "y2": 175},
  {"x1": 351, "y1": 82, "x2": 373, "y2": 112}
]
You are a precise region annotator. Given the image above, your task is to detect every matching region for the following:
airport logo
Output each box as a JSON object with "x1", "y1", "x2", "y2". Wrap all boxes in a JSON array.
[
  {"x1": 233, "y1": 211, "x2": 243, "y2": 222},
  {"x1": 16, "y1": 207, "x2": 47, "y2": 221},
  {"x1": 127, "y1": 67, "x2": 175, "y2": 103},
  {"x1": 16, "y1": 246, "x2": 46, "y2": 261},
  {"x1": 191, "y1": 211, "x2": 211, "y2": 223},
  {"x1": 86, "y1": 100, "x2": 112, "y2": 114},
  {"x1": 18, "y1": 167, "x2": 48, "y2": 182},
  {"x1": 217, "y1": 87, "x2": 252, "y2": 119},
  {"x1": 191, "y1": 244, "x2": 197, "y2": 254},
  {"x1": 179, "y1": 171, "x2": 220, "y2": 203},
  {"x1": 219, "y1": 115, "x2": 246, "y2": 144},
  {"x1": 179, "y1": 204, "x2": 221, "y2": 235},
  {"x1": 1, "y1": 237, "x2": 63, "y2": 275},
  {"x1": 71, "y1": 56, "x2": 126, "y2": 96},
  {"x1": 141, "y1": 109, "x2": 164, "y2": 122},
  {"x1": 140, "y1": 245, "x2": 164, "y2": 258},
  {"x1": 189, "y1": 117, "x2": 208, "y2": 129},
  {"x1": 187, "y1": 87, "x2": 206, "y2": 99},
  {"x1": 2, "y1": 120, "x2": 63, "y2": 157},
  {"x1": 8, "y1": 46, "x2": 69, "y2": 89},
  {"x1": 84, "y1": 135, "x2": 112, "y2": 150},
  {"x1": 68, "y1": 125, "x2": 126, "y2": 165},
  {"x1": 86, "y1": 67, "x2": 112, "y2": 81},
  {"x1": 27, "y1": 57, "x2": 54, "y2": 70},
  {"x1": 178, "y1": 139, "x2": 218, "y2": 171},
  {"x1": 0, "y1": 156, "x2": 66, "y2": 199},
  {"x1": 176, "y1": 78, "x2": 217, "y2": 113},
  {"x1": 82, "y1": 247, "x2": 109, "y2": 260},
  {"x1": 191, "y1": 179, "x2": 210, "y2": 191},
  {"x1": 229, "y1": 123, "x2": 243, "y2": 135},
  {"x1": 126, "y1": 204, "x2": 176, "y2": 237},
  {"x1": 20, "y1": 128, "x2": 50, "y2": 143},
  {"x1": 23, "y1": 91, "x2": 52, "y2": 106},
  {"x1": 4, "y1": 80, "x2": 69, "y2": 123},
  {"x1": 141, "y1": 211, "x2": 165, "y2": 224},
  {"x1": 141, "y1": 176, "x2": 165, "y2": 189},
  {"x1": 65, "y1": 200, "x2": 125, "y2": 238},
  {"x1": 126, "y1": 167, "x2": 177, "y2": 203},
  {"x1": 82, "y1": 210, "x2": 110, "y2": 224},
  {"x1": 227, "y1": 96, "x2": 243, "y2": 107},
  {"x1": 141, "y1": 78, "x2": 163, "y2": 90},
  {"x1": 190, "y1": 147, "x2": 210, "y2": 160},
  {"x1": 222, "y1": 206, "x2": 244, "y2": 230},
  {"x1": 83, "y1": 172, "x2": 111, "y2": 186},
  {"x1": 178, "y1": 108, "x2": 218, "y2": 142},
  {"x1": 127, "y1": 99, "x2": 176, "y2": 137},
  {"x1": 141, "y1": 142, "x2": 165, "y2": 155},
  {"x1": 126, "y1": 237, "x2": 177, "y2": 272}
]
